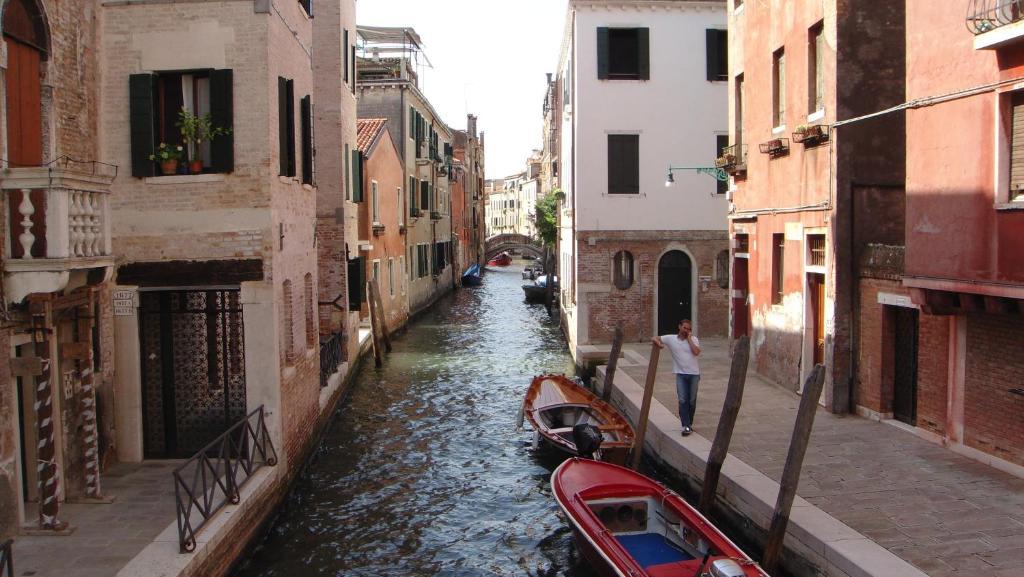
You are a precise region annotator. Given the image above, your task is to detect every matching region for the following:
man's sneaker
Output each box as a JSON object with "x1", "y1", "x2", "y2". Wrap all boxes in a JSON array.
[{"x1": 681, "y1": 426, "x2": 692, "y2": 436}]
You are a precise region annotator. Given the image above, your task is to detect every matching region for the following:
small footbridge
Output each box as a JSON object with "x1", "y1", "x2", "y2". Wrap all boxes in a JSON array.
[{"x1": 485, "y1": 234, "x2": 544, "y2": 260}]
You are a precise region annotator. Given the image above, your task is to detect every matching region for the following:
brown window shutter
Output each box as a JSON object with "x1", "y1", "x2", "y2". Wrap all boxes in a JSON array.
[{"x1": 1011, "y1": 92, "x2": 1024, "y2": 194}]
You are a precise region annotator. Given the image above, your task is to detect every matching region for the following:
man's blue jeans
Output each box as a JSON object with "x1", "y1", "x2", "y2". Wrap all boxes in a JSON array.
[{"x1": 675, "y1": 373, "x2": 700, "y2": 428}]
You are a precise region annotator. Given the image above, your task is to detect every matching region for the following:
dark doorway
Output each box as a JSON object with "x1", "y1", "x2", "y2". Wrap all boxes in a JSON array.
[
  {"x1": 809, "y1": 274, "x2": 825, "y2": 366},
  {"x1": 892, "y1": 307, "x2": 919, "y2": 426},
  {"x1": 140, "y1": 290, "x2": 247, "y2": 458},
  {"x1": 658, "y1": 250, "x2": 693, "y2": 335},
  {"x1": 732, "y1": 256, "x2": 749, "y2": 338}
]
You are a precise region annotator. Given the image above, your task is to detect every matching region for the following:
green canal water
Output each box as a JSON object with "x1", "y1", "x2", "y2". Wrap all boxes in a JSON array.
[{"x1": 233, "y1": 263, "x2": 598, "y2": 576}]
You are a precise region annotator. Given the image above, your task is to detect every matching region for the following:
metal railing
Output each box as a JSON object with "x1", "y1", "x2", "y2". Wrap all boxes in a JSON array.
[
  {"x1": 320, "y1": 332, "x2": 344, "y2": 387},
  {"x1": 967, "y1": 0, "x2": 1024, "y2": 34},
  {"x1": 1, "y1": 538, "x2": 12, "y2": 577},
  {"x1": 173, "y1": 406, "x2": 277, "y2": 553}
]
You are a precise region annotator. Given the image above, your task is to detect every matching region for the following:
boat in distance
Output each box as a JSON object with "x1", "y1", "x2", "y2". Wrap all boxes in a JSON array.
[
  {"x1": 552, "y1": 458, "x2": 770, "y2": 577},
  {"x1": 522, "y1": 274, "x2": 556, "y2": 303},
  {"x1": 487, "y1": 252, "x2": 512, "y2": 267},
  {"x1": 522, "y1": 374, "x2": 634, "y2": 464}
]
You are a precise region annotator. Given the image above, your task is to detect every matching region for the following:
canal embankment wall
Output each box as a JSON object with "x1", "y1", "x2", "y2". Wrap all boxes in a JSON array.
[
  {"x1": 116, "y1": 333, "x2": 375, "y2": 577},
  {"x1": 594, "y1": 355, "x2": 930, "y2": 577}
]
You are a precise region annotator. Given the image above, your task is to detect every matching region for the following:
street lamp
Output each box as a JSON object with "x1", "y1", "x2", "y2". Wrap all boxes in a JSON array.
[{"x1": 664, "y1": 165, "x2": 729, "y2": 187}]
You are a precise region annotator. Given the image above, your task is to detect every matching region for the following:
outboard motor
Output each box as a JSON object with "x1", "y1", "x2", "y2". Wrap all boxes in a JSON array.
[{"x1": 572, "y1": 423, "x2": 603, "y2": 460}]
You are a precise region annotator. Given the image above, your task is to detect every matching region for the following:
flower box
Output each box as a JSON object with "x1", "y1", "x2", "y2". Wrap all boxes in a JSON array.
[
  {"x1": 759, "y1": 138, "x2": 790, "y2": 156},
  {"x1": 792, "y1": 124, "x2": 829, "y2": 145}
]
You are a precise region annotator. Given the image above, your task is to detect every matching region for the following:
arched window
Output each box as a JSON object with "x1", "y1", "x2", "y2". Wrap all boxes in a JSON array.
[
  {"x1": 716, "y1": 250, "x2": 730, "y2": 289},
  {"x1": 613, "y1": 250, "x2": 634, "y2": 290},
  {"x1": 282, "y1": 280, "x2": 294, "y2": 364},
  {"x1": 304, "y1": 273, "x2": 316, "y2": 348},
  {"x1": 3, "y1": 0, "x2": 50, "y2": 56}
]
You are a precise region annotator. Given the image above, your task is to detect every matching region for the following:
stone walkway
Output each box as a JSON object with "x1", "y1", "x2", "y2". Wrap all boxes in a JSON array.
[
  {"x1": 11, "y1": 461, "x2": 179, "y2": 577},
  {"x1": 611, "y1": 339, "x2": 1024, "y2": 577}
]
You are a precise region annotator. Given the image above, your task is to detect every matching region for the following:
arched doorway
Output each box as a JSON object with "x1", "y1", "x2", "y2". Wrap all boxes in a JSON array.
[
  {"x1": 3, "y1": 0, "x2": 49, "y2": 166},
  {"x1": 657, "y1": 250, "x2": 693, "y2": 335}
]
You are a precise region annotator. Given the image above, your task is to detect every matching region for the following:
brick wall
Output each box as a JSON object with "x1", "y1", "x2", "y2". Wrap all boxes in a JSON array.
[
  {"x1": 577, "y1": 230, "x2": 729, "y2": 344},
  {"x1": 964, "y1": 313, "x2": 1024, "y2": 466},
  {"x1": 915, "y1": 313, "x2": 948, "y2": 436}
]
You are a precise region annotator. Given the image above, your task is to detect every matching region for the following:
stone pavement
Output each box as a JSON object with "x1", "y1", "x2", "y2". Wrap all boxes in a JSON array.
[
  {"x1": 11, "y1": 461, "x2": 180, "y2": 577},
  {"x1": 609, "y1": 338, "x2": 1024, "y2": 577}
]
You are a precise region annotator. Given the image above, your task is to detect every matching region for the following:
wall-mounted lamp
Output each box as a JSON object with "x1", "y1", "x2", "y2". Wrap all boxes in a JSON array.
[{"x1": 665, "y1": 165, "x2": 729, "y2": 187}]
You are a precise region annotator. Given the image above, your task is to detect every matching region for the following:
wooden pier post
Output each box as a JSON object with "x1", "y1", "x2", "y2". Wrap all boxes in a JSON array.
[
  {"x1": 761, "y1": 363, "x2": 826, "y2": 573},
  {"x1": 698, "y1": 336, "x2": 750, "y2": 513},
  {"x1": 370, "y1": 279, "x2": 391, "y2": 352},
  {"x1": 602, "y1": 326, "x2": 624, "y2": 402},
  {"x1": 629, "y1": 342, "x2": 660, "y2": 471},
  {"x1": 368, "y1": 280, "x2": 384, "y2": 367}
]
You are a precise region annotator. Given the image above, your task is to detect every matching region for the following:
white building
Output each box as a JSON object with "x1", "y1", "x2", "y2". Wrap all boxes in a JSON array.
[{"x1": 557, "y1": 0, "x2": 730, "y2": 364}]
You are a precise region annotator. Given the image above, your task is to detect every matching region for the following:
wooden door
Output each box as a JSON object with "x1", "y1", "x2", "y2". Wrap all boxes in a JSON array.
[
  {"x1": 657, "y1": 250, "x2": 692, "y2": 335},
  {"x1": 810, "y1": 274, "x2": 825, "y2": 365},
  {"x1": 892, "y1": 307, "x2": 919, "y2": 426},
  {"x1": 5, "y1": 37, "x2": 43, "y2": 166}
]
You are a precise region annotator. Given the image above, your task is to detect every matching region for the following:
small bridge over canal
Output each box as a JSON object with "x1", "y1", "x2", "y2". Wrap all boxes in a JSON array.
[{"x1": 485, "y1": 234, "x2": 544, "y2": 260}]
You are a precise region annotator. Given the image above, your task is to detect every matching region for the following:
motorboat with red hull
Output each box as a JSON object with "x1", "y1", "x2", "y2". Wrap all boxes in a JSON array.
[{"x1": 552, "y1": 458, "x2": 770, "y2": 577}]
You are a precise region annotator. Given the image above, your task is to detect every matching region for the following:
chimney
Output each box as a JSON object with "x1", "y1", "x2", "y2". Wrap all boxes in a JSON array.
[
  {"x1": 546, "y1": 72, "x2": 553, "y2": 83},
  {"x1": 467, "y1": 114, "x2": 477, "y2": 138}
]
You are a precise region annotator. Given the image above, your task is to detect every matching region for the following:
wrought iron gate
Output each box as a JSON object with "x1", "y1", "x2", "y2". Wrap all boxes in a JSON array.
[{"x1": 140, "y1": 290, "x2": 246, "y2": 459}]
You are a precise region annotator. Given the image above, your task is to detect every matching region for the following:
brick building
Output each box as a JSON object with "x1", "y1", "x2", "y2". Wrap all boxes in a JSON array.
[
  {"x1": 726, "y1": 0, "x2": 907, "y2": 412},
  {"x1": 556, "y1": 0, "x2": 730, "y2": 366},
  {"x1": 451, "y1": 114, "x2": 486, "y2": 279},
  {"x1": 356, "y1": 118, "x2": 408, "y2": 333},
  {"x1": 356, "y1": 27, "x2": 455, "y2": 316}
]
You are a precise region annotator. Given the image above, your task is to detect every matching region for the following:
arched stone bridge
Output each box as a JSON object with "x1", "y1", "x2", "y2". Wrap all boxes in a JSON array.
[{"x1": 485, "y1": 234, "x2": 544, "y2": 260}]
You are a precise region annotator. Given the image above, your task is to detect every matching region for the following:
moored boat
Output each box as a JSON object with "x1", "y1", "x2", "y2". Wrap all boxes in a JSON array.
[
  {"x1": 487, "y1": 252, "x2": 512, "y2": 267},
  {"x1": 461, "y1": 263, "x2": 483, "y2": 286},
  {"x1": 522, "y1": 274, "x2": 556, "y2": 303},
  {"x1": 552, "y1": 458, "x2": 770, "y2": 577},
  {"x1": 522, "y1": 374, "x2": 634, "y2": 464}
]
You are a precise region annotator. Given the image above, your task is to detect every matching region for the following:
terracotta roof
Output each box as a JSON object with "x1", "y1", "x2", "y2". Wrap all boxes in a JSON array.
[{"x1": 356, "y1": 118, "x2": 388, "y2": 153}]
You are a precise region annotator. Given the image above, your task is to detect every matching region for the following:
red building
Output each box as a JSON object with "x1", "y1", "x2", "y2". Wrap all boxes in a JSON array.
[
  {"x1": 452, "y1": 115, "x2": 486, "y2": 280},
  {"x1": 894, "y1": 1, "x2": 1024, "y2": 469}
]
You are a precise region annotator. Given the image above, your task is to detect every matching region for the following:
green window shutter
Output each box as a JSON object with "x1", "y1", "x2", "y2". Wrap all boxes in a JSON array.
[
  {"x1": 286, "y1": 79, "x2": 295, "y2": 177},
  {"x1": 597, "y1": 27, "x2": 610, "y2": 80},
  {"x1": 129, "y1": 73, "x2": 156, "y2": 177},
  {"x1": 351, "y1": 149, "x2": 363, "y2": 202},
  {"x1": 210, "y1": 69, "x2": 234, "y2": 173},
  {"x1": 409, "y1": 175, "x2": 417, "y2": 213},
  {"x1": 278, "y1": 77, "x2": 288, "y2": 176},
  {"x1": 300, "y1": 95, "x2": 313, "y2": 185},
  {"x1": 420, "y1": 180, "x2": 429, "y2": 211},
  {"x1": 637, "y1": 28, "x2": 650, "y2": 80}
]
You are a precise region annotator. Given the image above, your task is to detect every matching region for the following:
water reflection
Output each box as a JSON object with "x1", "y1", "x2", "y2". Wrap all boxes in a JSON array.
[{"x1": 235, "y1": 264, "x2": 597, "y2": 577}]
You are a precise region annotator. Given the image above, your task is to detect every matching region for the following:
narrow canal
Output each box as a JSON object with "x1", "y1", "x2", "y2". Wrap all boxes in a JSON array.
[{"x1": 234, "y1": 263, "x2": 597, "y2": 576}]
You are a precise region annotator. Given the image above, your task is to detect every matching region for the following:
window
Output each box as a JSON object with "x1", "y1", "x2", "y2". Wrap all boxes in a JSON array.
[
  {"x1": 716, "y1": 135, "x2": 729, "y2": 195},
  {"x1": 129, "y1": 70, "x2": 234, "y2": 177},
  {"x1": 613, "y1": 251, "x2": 634, "y2": 290},
  {"x1": 398, "y1": 187, "x2": 404, "y2": 226},
  {"x1": 371, "y1": 180, "x2": 380, "y2": 223},
  {"x1": 706, "y1": 29, "x2": 728, "y2": 82},
  {"x1": 282, "y1": 280, "x2": 294, "y2": 364},
  {"x1": 807, "y1": 234, "x2": 826, "y2": 267},
  {"x1": 771, "y1": 233, "x2": 785, "y2": 305},
  {"x1": 278, "y1": 77, "x2": 295, "y2": 177},
  {"x1": 347, "y1": 257, "x2": 365, "y2": 309},
  {"x1": 304, "y1": 273, "x2": 316, "y2": 347},
  {"x1": 301, "y1": 95, "x2": 313, "y2": 185},
  {"x1": 344, "y1": 143, "x2": 350, "y2": 199},
  {"x1": 409, "y1": 176, "x2": 418, "y2": 216},
  {"x1": 343, "y1": 30, "x2": 349, "y2": 84},
  {"x1": 597, "y1": 27, "x2": 650, "y2": 81},
  {"x1": 372, "y1": 260, "x2": 381, "y2": 285},
  {"x1": 418, "y1": 244, "x2": 429, "y2": 278},
  {"x1": 420, "y1": 180, "x2": 430, "y2": 212},
  {"x1": 735, "y1": 73, "x2": 745, "y2": 151},
  {"x1": 299, "y1": 0, "x2": 311, "y2": 17},
  {"x1": 608, "y1": 134, "x2": 639, "y2": 194},
  {"x1": 388, "y1": 258, "x2": 395, "y2": 297},
  {"x1": 808, "y1": 23, "x2": 824, "y2": 114},
  {"x1": 715, "y1": 250, "x2": 730, "y2": 289},
  {"x1": 773, "y1": 49, "x2": 786, "y2": 128},
  {"x1": 1009, "y1": 92, "x2": 1024, "y2": 201},
  {"x1": 352, "y1": 149, "x2": 364, "y2": 202}
]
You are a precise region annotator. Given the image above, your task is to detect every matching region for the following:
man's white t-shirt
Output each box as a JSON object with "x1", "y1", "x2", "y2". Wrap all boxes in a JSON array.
[{"x1": 661, "y1": 334, "x2": 700, "y2": 375}]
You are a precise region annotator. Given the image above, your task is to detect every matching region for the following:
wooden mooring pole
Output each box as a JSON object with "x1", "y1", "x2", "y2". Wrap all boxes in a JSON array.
[
  {"x1": 629, "y1": 342, "x2": 661, "y2": 471},
  {"x1": 601, "y1": 326, "x2": 624, "y2": 402},
  {"x1": 370, "y1": 279, "x2": 391, "y2": 352},
  {"x1": 698, "y1": 335, "x2": 750, "y2": 513},
  {"x1": 761, "y1": 363, "x2": 826, "y2": 573},
  {"x1": 367, "y1": 280, "x2": 385, "y2": 367}
]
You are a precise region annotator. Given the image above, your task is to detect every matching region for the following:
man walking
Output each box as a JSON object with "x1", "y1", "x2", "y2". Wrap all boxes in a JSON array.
[{"x1": 653, "y1": 319, "x2": 701, "y2": 436}]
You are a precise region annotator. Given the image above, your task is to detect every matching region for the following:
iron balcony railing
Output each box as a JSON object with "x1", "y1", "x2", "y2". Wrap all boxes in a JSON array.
[
  {"x1": 173, "y1": 406, "x2": 277, "y2": 553},
  {"x1": 320, "y1": 331, "x2": 344, "y2": 387},
  {"x1": 967, "y1": 0, "x2": 1024, "y2": 35},
  {"x1": 1, "y1": 538, "x2": 12, "y2": 577}
]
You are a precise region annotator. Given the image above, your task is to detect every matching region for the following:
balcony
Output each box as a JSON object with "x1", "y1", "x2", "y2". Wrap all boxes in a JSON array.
[
  {"x1": 968, "y1": 0, "x2": 1024, "y2": 49},
  {"x1": 716, "y1": 143, "x2": 748, "y2": 175},
  {"x1": 1, "y1": 158, "x2": 116, "y2": 303},
  {"x1": 430, "y1": 210, "x2": 442, "y2": 221}
]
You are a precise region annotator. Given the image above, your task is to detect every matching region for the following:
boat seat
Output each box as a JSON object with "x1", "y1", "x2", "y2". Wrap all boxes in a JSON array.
[
  {"x1": 616, "y1": 533, "x2": 693, "y2": 568},
  {"x1": 548, "y1": 427, "x2": 575, "y2": 434},
  {"x1": 598, "y1": 424, "x2": 626, "y2": 431}
]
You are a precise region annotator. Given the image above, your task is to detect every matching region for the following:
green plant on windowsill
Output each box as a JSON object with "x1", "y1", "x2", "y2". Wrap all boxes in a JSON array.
[
  {"x1": 177, "y1": 107, "x2": 231, "y2": 173},
  {"x1": 149, "y1": 143, "x2": 184, "y2": 175}
]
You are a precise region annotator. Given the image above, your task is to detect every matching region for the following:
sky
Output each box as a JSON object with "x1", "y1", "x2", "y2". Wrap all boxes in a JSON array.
[{"x1": 357, "y1": 0, "x2": 569, "y2": 179}]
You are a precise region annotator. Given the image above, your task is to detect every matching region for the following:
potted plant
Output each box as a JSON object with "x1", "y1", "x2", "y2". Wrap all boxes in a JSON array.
[
  {"x1": 149, "y1": 143, "x2": 183, "y2": 175},
  {"x1": 177, "y1": 108, "x2": 231, "y2": 174}
]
